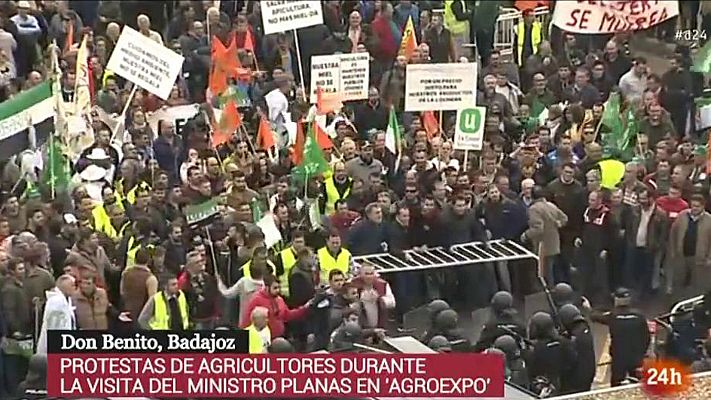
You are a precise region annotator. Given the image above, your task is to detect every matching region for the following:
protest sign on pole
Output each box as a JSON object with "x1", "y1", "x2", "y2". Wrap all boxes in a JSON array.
[
  {"x1": 261, "y1": 1, "x2": 324, "y2": 35},
  {"x1": 310, "y1": 53, "x2": 369, "y2": 103},
  {"x1": 453, "y1": 107, "x2": 486, "y2": 152},
  {"x1": 405, "y1": 63, "x2": 477, "y2": 112},
  {"x1": 147, "y1": 103, "x2": 202, "y2": 137},
  {"x1": 106, "y1": 26, "x2": 185, "y2": 100},
  {"x1": 552, "y1": 1, "x2": 678, "y2": 34}
]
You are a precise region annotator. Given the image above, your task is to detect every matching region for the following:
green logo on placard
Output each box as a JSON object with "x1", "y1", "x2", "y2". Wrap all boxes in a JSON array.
[{"x1": 458, "y1": 108, "x2": 482, "y2": 134}]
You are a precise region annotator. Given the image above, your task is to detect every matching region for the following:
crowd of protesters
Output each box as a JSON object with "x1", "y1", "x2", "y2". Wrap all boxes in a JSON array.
[{"x1": 1, "y1": 0, "x2": 711, "y2": 398}]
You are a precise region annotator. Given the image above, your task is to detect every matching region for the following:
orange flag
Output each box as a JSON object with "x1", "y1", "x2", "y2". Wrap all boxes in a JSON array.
[
  {"x1": 422, "y1": 111, "x2": 440, "y2": 139},
  {"x1": 292, "y1": 120, "x2": 305, "y2": 165},
  {"x1": 244, "y1": 29, "x2": 255, "y2": 53},
  {"x1": 209, "y1": 33, "x2": 242, "y2": 96},
  {"x1": 257, "y1": 115, "x2": 275, "y2": 151},
  {"x1": 64, "y1": 22, "x2": 74, "y2": 54},
  {"x1": 314, "y1": 121, "x2": 334, "y2": 150},
  {"x1": 515, "y1": 0, "x2": 549, "y2": 11},
  {"x1": 316, "y1": 87, "x2": 343, "y2": 115},
  {"x1": 399, "y1": 15, "x2": 418, "y2": 61},
  {"x1": 213, "y1": 100, "x2": 240, "y2": 147}
]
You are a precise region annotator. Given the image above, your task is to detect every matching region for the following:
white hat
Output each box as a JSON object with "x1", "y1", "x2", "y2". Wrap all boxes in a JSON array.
[
  {"x1": 79, "y1": 164, "x2": 107, "y2": 182},
  {"x1": 17, "y1": 1, "x2": 31, "y2": 9},
  {"x1": 86, "y1": 147, "x2": 110, "y2": 161}
]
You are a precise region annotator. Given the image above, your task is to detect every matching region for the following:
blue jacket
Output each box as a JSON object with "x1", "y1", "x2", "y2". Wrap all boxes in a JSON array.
[
  {"x1": 152, "y1": 134, "x2": 184, "y2": 182},
  {"x1": 347, "y1": 219, "x2": 388, "y2": 256}
]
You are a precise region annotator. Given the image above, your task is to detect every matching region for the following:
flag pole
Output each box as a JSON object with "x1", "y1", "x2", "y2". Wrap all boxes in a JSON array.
[
  {"x1": 292, "y1": 29, "x2": 307, "y2": 102},
  {"x1": 463, "y1": 150, "x2": 469, "y2": 172},
  {"x1": 110, "y1": 85, "x2": 139, "y2": 144}
]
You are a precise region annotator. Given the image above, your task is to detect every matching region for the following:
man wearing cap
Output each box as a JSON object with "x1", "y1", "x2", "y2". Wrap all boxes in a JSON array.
[
  {"x1": 76, "y1": 165, "x2": 109, "y2": 203},
  {"x1": 11, "y1": 1, "x2": 41, "y2": 77},
  {"x1": 345, "y1": 141, "x2": 383, "y2": 189},
  {"x1": 593, "y1": 288, "x2": 649, "y2": 386}
]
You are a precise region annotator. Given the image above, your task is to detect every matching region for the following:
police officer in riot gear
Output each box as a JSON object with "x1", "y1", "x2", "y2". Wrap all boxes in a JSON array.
[
  {"x1": 526, "y1": 311, "x2": 577, "y2": 396},
  {"x1": 558, "y1": 304, "x2": 595, "y2": 393},
  {"x1": 594, "y1": 288, "x2": 650, "y2": 386},
  {"x1": 428, "y1": 335, "x2": 453, "y2": 353},
  {"x1": 430, "y1": 309, "x2": 470, "y2": 347},
  {"x1": 494, "y1": 335, "x2": 529, "y2": 389},
  {"x1": 269, "y1": 337, "x2": 295, "y2": 353},
  {"x1": 420, "y1": 299, "x2": 451, "y2": 344},
  {"x1": 474, "y1": 291, "x2": 526, "y2": 351}
]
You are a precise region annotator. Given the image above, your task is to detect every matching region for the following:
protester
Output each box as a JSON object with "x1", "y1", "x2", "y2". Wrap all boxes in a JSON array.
[{"x1": 1, "y1": 1, "x2": 710, "y2": 397}]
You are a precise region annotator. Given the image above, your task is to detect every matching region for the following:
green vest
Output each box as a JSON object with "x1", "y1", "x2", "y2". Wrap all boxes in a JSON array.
[{"x1": 149, "y1": 291, "x2": 189, "y2": 330}]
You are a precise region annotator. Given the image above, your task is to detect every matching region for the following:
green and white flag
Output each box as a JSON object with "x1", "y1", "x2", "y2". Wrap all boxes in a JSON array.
[
  {"x1": 692, "y1": 41, "x2": 711, "y2": 74},
  {"x1": 0, "y1": 81, "x2": 54, "y2": 159},
  {"x1": 185, "y1": 198, "x2": 220, "y2": 226},
  {"x1": 384, "y1": 107, "x2": 401, "y2": 156}
]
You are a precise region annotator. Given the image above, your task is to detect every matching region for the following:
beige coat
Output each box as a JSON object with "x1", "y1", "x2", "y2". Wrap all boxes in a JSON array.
[
  {"x1": 668, "y1": 210, "x2": 711, "y2": 267},
  {"x1": 525, "y1": 199, "x2": 568, "y2": 257}
]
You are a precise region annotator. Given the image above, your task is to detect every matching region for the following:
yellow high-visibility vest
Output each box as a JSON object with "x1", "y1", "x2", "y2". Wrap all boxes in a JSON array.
[
  {"x1": 517, "y1": 21, "x2": 542, "y2": 66},
  {"x1": 126, "y1": 235, "x2": 154, "y2": 269},
  {"x1": 241, "y1": 259, "x2": 276, "y2": 279},
  {"x1": 116, "y1": 180, "x2": 151, "y2": 206},
  {"x1": 149, "y1": 291, "x2": 189, "y2": 330},
  {"x1": 324, "y1": 176, "x2": 351, "y2": 215},
  {"x1": 278, "y1": 248, "x2": 298, "y2": 298},
  {"x1": 247, "y1": 324, "x2": 271, "y2": 354},
  {"x1": 317, "y1": 247, "x2": 351, "y2": 284},
  {"x1": 92, "y1": 205, "x2": 111, "y2": 234},
  {"x1": 444, "y1": 0, "x2": 469, "y2": 35}
]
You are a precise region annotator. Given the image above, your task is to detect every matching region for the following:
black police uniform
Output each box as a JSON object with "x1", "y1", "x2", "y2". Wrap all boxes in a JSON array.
[
  {"x1": 604, "y1": 306, "x2": 650, "y2": 385},
  {"x1": 562, "y1": 319, "x2": 596, "y2": 393},
  {"x1": 474, "y1": 309, "x2": 527, "y2": 352}
]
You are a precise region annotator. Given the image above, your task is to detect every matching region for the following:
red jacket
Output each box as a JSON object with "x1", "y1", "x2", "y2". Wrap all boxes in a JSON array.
[
  {"x1": 240, "y1": 288, "x2": 308, "y2": 338},
  {"x1": 371, "y1": 16, "x2": 398, "y2": 62},
  {"x1": 656, "y1": 196, "x2": 689, "y2": 222}
]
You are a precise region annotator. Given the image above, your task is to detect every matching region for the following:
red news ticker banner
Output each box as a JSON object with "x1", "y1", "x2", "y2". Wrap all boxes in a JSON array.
[{"x1": 48, "y1": 353, "x2": 504, "y2": 398}]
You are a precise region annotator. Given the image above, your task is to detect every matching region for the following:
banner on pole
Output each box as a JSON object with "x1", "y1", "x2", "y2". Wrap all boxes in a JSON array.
[
  {"x1": 453, "y1": 107, "x2": 486, "y2": 151},
  {"x1": 106, "y1": 26, "x2": 184, "y2": 100},
  {"x1": 405, "y1": 63, "x2": 477, "y2": 112},
  {"x1": 552, "y1": 1, "x2": 679, "y2": 34},
  {"x1": 310, "y1": 53, "x2": 370, "y2": 103},
  {"x1": 261, "y1": 1, "x2": 324, "y2": 35}
]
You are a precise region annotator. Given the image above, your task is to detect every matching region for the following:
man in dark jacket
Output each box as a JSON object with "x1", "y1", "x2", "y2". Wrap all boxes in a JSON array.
[
  {"x1": 563, "y1": 67, "x2": 600, "y2": 109},
  {"x1": 153, "y1": 119, "x2": 184, "y2": 183},
  {"x1": 385, "y1": 205, "x2": 419, "y2": 328},
  {"x1": 347, "y1": 202, "x2": 388, "y2": 256},
  {"x1": 443, "y1": 196, "x2": 491, "y2": 308},
  {"x1": 2, "y1": 258, "x2": 32, "y2": 394},
  {"x1": 576, "y1": 190, "x2": 619, "y2": 309},
  {"x1": 353, "y1": 88, "x2": 389, "y2": 138}
]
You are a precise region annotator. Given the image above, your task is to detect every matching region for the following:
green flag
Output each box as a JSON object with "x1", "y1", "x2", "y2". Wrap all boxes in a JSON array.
[
  {"x1": 692, "y1": 41, "x2": 711, "y2": 73},
  {"x1": 184, "y1": 198, "x2": 219, "y2": 226},
  {"x1": 41, "y1": 135, "x2": 70, "y2": 198},
  {"x1": 292, "y1": 122, "x2": 330, "y2": 182},
  {"x1": 22, "y1": 180, "x2": 40, "y2": 200},
  {"x1": 600, "y1": 92, "x2": 622, "y2": 134},
  {"x1": 619, "y1": 108, "x2": 638, "y2": 151},
  {"x1": 250, "y1": 197, "x2": 263, "y2": 223},
  {"x1": 530, "y1": 96, "x2": 546, "y2": 119}
]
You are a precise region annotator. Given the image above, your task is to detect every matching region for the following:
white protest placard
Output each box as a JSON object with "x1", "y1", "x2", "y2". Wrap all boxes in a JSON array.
[
  {"x1": 106, "y1": 26, "x2": 184, "y2": 100},
  {"x1": 405, "y1": 63, "x2": 477, "y2": 112},
  {"x1": 310, "y1": 54, "x2": 340, "y2": 98},
  {"x1": 310, "y1": 53, "x2": 370, "y2": 103},
  {"x1": 337, "y1": 52, "x2": 370, "y2": 102},
  {"x1": 147, "y1": 104, "x2": 201, "y2": 137},
  {"x1": 552, "y1": 0, "x2": 678, "y2": 34},
  {"x1": 261, "y1": 0, "x2": 324, "y2": 35},
  {"x1": 453, "y1": 107, "x2": 486, "y2": 151}
]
